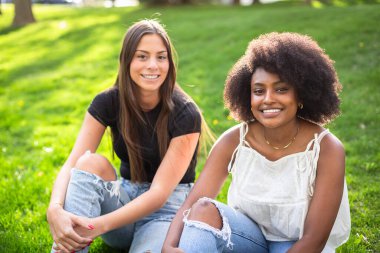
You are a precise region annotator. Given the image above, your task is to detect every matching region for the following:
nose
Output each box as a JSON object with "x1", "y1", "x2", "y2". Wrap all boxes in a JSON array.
[
  {"x1": 263, "y1": 90, "x2": 274, "y2": 103},
  {"x1": 147, "y1": 58, "x2": 158, "y2": 70}
]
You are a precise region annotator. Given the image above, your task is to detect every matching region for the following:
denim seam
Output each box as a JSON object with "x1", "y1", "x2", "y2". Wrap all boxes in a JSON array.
[{"x1": 231, "y1": 231, "x2": 268, "y2": 249}]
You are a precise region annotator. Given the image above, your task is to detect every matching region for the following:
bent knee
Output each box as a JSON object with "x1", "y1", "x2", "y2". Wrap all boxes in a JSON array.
[
  {"x1": 187, "y1": 198, "x2": 222, "y2": 229},
  {"x1": 75, "y1": 153, "x2": 116, "y2": 181}
]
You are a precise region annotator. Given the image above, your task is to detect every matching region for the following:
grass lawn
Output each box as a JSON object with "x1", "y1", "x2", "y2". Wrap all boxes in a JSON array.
[{"x1": 0, "y1": 2, "x2": 379, "y2": 252}]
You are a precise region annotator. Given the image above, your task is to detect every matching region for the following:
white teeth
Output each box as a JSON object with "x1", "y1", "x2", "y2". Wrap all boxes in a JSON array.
[
  {"x1": 263, "y1": 109, "x2": 281, "y2": 113},
  {"x1": 142, "y1": 74, "x2": 159, "y2": 79}
]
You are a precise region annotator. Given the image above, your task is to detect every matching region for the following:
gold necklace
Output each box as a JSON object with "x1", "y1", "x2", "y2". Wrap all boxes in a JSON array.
[{"x1": 264, "y1": 125, "x2": 299, "y2": 150}]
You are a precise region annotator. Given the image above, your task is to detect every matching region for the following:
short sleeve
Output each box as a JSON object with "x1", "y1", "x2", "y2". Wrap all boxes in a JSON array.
[
  {"x1": 87, "y1": 88, "x2": 118, "y2": 127},
  {"x1": 169, "y1": 100, "x2": 202, "y2": 138}
]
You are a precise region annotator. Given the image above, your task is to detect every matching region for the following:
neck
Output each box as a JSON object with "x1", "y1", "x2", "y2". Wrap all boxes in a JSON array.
[
  {"x1": 138, "y1": 92, "x2": 160, "y2": 111},
  {"x1": 263, "y1": 119, "x2": 300, "y2": 150}
]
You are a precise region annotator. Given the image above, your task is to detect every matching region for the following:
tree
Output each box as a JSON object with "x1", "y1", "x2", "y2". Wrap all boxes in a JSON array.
[{"x1": 12, "y1": 0, "x2": 36, "y2": 26}]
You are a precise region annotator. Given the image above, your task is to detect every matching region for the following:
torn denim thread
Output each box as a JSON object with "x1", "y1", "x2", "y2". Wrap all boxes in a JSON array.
[
  {"x1": 93, "y1": 177, "x2": 121, "y2": 199},
  {"x1": 183, "y1": 197, "x2": 233, "y2": 250},
  {"x1": 82, "y1": 150, "x2": 121, "y2": 199}
]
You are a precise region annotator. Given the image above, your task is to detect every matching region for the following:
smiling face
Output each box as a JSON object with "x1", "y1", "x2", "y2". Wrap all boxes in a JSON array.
[
  {"x1": 251, "y1": 68, "x2": 298, "y2": 129},
  {"x1": 129, "y1": 34, "x2": 169, "y2": 96}
]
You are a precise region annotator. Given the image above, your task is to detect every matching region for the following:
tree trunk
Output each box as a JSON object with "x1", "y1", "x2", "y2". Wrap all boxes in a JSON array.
[
  {"x1": 12, "y1": 0, "x2": 36, "y2": 26},
  {"x1": 232, "y1": 0, "x2": 240, "y2": 5}
]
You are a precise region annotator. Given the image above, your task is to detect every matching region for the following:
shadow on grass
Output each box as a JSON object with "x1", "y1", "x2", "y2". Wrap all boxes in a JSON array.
[{"x1": 0, "y1": 25, "x2": 24, "y2": 36}]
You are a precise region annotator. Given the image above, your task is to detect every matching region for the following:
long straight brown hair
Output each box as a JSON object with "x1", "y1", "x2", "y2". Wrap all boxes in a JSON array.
[{"x1": 115, "y1": 19, "x2": 177, "y2": 182}]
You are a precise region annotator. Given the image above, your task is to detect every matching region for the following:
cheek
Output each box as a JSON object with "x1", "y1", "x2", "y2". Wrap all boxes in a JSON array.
[
  {"x1": 129, "y1": 64, "x2": 140, "y2": 83},
  {"x1": 250, "y1": 95, "x2": 260, "y2": 108},
  {"x1": 160, "y1": 63, "x2": 170, "y2": 78},
  {"x1": 129, "y1": 61, "x2": 138, "y2": 73},
  {"x1": 162, "y1": 62, "x2": 169, "y2": 73}
]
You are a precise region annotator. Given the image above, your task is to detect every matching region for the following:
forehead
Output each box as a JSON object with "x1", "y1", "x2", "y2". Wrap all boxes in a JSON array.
[
  {"x1": 251, "y1": 68, "x2": 281, "y2": 85},
  {"x1": 136, "y1": 34, "x2": 167, "y2": 52}
]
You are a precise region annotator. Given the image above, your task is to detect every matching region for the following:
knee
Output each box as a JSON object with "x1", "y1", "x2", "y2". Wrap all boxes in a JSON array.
[
  {"x1": 75, "y1": 153, "x2": 116, "y2": 181},
  {"x1": 187, "y1": 198, "x2": 222, "y2": 229}
]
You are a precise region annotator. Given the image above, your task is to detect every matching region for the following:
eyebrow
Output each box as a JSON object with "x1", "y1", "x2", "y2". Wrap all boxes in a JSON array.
[
  {"x1": 135, "y1": 50, "x2": 168, "y2": 54},
  {"x1": 253, "y1": 80, "x2": 284, "y2": 86}
]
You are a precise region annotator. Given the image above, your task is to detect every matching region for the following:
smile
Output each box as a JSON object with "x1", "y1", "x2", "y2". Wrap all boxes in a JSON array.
[
  {"x1": 262, "y1": 109, "x2": 281, "y2": 113},
  {"x1": 141, "y1": 74, "x2": 160, "y2": 79}
]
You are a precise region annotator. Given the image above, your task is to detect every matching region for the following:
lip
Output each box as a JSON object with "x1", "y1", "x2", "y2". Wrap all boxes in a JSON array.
[
  {"x1": 141, "y1": 74, "x2": 160, "y2": 80},
  {"x1": 260, "y1": 108, "x2": 282, "y2": 118}
]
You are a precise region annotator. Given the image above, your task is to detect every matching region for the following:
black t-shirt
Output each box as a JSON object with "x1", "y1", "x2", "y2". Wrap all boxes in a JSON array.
[{"x1": 88, "y1": 86, "x2": 201, "y2": 183}]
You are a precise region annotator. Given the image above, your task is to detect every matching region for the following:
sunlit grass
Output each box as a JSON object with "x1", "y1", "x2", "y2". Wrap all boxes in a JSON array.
[{"x1": 0, "y1": 3, "x2": 379, "y2": 252}]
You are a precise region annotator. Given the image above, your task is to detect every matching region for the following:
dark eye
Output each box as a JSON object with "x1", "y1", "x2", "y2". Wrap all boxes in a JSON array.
[
  {"x1": 276, "y1": 87, "x2": 289, "y2": 93},
  {"x1": 158, "y1": 55, "x2": 167, "y2": 61},
  {"x1": 253, "y1": 89, "x2": 264, "y2": 95},
  {"x1": 137, "y1": 54, "x2": 147, "y2": 60}
]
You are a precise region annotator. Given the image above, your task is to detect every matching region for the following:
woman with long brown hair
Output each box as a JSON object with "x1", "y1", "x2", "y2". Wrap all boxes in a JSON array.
[{"x1": 47, "y1": 19, "x2": 209, "y2": 253}]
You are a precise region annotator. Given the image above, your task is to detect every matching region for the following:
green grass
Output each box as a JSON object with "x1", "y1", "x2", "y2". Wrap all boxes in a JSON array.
[{"x1": 0, "y1": 3, "x2": 379, "y2": 252}]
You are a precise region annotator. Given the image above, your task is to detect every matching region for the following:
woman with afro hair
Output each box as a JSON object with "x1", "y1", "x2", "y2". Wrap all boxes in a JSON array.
[{"x1": 162, "y1": 32, "x2": 350, "y2": 253}]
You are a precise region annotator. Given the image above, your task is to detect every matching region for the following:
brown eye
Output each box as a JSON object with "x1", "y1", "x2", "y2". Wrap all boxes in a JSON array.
[
  {"x1": 276, "y1": 87, "x2": 289, "y2": 93},
  {"x1": 158, "y1": 55, "x2": 167, "y2": 61},
  {"x1": 253, "y1": 89, "x2": 264, "y2": 95},
  {"x1": 136, "y1": 54, "x2": 147, "y2": 60}
]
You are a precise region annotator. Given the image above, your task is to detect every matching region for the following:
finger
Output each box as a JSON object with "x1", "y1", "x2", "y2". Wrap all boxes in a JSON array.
[
  {"x1": 54, "y1": 228, "x2": 87, "y2": 252},
  {"x1": 60, "y1": 235, "x2": 89, "y2": 252},
  {"x1": 59, "y1": 216, "x2": 92, "y2": 244},
  {"x1": 70, "y1": 214, "x2": 95, "y2": 231},
  {"x1": 54, "y1": 241, "x2": 70, "y2": 253},
  {"x1": 69, "y1": 227, "x2": 93, "y2": 245},
  {"x1": 52, "y1": 242, "x2": 61, "y2": 251}
]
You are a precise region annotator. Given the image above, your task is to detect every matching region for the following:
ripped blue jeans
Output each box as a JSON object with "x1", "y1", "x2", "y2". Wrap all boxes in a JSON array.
[
  {"x1": 178, "y1": 197, "x2": 296, "y2": 253},
  {"x1": 52, "y1": 168, "x2": 192, "y2": 253}
]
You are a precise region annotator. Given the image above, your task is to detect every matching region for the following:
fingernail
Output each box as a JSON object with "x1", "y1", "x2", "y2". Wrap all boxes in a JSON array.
[{"x1": 88, "y1": 224, "x2": 95, "y2": 230}]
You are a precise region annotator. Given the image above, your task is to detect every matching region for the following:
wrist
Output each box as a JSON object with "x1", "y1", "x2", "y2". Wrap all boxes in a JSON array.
[
  {"x1": 93, "y1": 216, "x2": 108, "y2": 235},
  {"x1": 47, "y1": 203, "x2": 63, "y2": 221},
  {"x1": 48, "y1": 202, "x2": 63, "y2": 211}
]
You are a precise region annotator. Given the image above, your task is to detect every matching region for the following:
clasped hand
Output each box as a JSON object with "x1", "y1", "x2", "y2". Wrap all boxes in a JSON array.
[{"x1": 48, "y1": 206, "x2": 99, "y2": 253}]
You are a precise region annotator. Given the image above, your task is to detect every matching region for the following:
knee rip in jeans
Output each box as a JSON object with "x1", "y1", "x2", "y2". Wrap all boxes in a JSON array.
[
  {"x1": 93, "y1": 177, "x2": 121, "y2": 199},
  {"x1": 182, "y1": 197, "x2": 233, "y2": 250}
]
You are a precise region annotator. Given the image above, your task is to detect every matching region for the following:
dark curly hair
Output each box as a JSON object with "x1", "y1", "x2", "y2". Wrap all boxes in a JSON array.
[{"x1": 224, "y1": 32, "x2": 342, "y2": 125}]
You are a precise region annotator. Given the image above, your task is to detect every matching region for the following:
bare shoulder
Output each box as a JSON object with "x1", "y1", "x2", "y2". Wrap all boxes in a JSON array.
[
  {"x1": 320, "y1": 129, "x2": 345, "y2": 156},
  {"x1": 317, "y1": 126, "x2": 346, "y2": 177},
  {"x1": 303, "y1": 120, "x2": 344, "y2": 154}
]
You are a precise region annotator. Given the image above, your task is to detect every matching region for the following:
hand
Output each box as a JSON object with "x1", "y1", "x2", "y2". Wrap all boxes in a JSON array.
[
  {"x1": 72, "y1": 216, "x2": 103, "y2": 239},
  {"x1": 47, "y1": 204, "x2": 93, "y2": 253}
]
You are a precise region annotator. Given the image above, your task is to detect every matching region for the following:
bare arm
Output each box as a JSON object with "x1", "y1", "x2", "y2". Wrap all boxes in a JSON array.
[
  {"x1": 162, "y1": 126, "x2": 240, "y2": 252},
  {"x1": 288, "y1": 134, "x2": 346, "y2": 253},
  {"x1": 48, "y1": 112, "x2": 106, "y2": 208},
  {"x1": 47, "y1": 112, "x2": 106, "y2": 251},
  {"x1": 90, "y1": 131, "x2": 201, "y2": 234}
]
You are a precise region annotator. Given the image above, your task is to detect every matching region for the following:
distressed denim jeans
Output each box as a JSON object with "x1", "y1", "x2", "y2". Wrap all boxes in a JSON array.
[
  {"x1": 178, "y1": 197, "x2": 296, "y2": 253},
  {"x1": 51, "y1": 168, "x2": 192, "y2": 253}
]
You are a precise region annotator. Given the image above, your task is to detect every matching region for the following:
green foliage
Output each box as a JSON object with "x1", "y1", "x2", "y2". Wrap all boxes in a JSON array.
[{"x1": 0, "y1": 3, "x2": 379, "y2": 252}]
